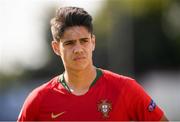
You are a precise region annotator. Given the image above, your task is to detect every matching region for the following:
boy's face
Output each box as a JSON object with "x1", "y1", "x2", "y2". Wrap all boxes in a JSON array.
[{"x1": 52, "y1": 26, "x2": 95, "y2": 71}]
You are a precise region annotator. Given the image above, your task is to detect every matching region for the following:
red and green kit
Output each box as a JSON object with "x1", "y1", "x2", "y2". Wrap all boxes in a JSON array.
[{"x1": 18, "y1": 68, "x2": 164, "y2": 121}]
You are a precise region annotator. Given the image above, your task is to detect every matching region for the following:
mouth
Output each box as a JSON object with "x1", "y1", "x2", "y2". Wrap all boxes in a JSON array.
[{"x1": 73, "y1": 56, "x2": 86, "y2": 61}]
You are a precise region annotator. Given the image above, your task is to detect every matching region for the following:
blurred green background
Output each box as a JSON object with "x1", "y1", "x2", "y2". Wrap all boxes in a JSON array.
[{"x1": 0, "y1": 0, "x2": 180, "y2": 120}]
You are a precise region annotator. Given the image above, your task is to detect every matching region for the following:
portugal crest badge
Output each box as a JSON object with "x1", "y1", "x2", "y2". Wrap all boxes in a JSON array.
[{"x1": 98, "y1": 99, "x2": 112, "y2": 118}]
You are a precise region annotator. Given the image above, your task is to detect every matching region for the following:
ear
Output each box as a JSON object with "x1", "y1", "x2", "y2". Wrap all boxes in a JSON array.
[
  {"x1": 92, "y1": 35, "x2": 96, "y2": 51},
  {"x1": 51, "y1": 40, "x2": 61, "y2": 56}
]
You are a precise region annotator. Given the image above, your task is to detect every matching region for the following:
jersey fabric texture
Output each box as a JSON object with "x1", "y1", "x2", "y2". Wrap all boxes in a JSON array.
[{"x1": 17, "y1": 69, "x2": 164, "y2": 121}]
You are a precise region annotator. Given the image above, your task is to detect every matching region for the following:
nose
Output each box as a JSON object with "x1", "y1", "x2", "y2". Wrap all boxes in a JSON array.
[{"x1": 73, "y1": 41, "x2": 83, "y2": 54}]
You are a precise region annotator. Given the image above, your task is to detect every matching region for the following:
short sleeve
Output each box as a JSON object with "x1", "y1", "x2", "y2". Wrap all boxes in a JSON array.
[
  {"x1": 126, "y1": 79, "x2": 164, "y2": 121},
  {"x1": 17, "y1": 88, "x2": 42, "y2": 121}
]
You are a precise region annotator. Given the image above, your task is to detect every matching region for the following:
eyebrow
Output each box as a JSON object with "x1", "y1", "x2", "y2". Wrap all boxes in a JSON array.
[{"x1": 62, "y1": 37, "x2": 90, "y2": 42}]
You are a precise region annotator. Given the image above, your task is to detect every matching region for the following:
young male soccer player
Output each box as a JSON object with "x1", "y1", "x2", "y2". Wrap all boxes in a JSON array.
[{"x1": 17, "y1": 7, "x2": 168, "y2": 121}]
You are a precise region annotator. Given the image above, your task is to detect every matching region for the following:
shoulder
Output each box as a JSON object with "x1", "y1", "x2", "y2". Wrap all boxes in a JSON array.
[
  {"x1": 24, "y1": 76, "x2": 59, "y2": 105},
  {"x1": 99, "y1": 69, "x2": 143, "y2": 94},
  {"x1": 101, "y1": 69, "x2": 136, "y2": 85},
  {"x1": 29, "y1": 76, "x2": 59, "y2": 99},
  {"x1": 18, "y1": 76, "x2": 60, "y2": 120}
]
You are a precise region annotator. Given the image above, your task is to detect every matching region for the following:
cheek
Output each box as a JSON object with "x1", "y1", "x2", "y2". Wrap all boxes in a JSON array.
[
  {"x1": 62, "y1": 50, "x2": 72, "y2": 60},
  {"x1": 89, "y1": 44, "x2": 94, "y2": 52},
  {"x1": 86, "y1": 47, "x2": 93, "y2": 58}
]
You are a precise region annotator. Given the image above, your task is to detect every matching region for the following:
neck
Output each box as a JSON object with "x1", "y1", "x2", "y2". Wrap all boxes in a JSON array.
[{"x1": 64, "y1": 66, "x2": 96, "y2": 95}]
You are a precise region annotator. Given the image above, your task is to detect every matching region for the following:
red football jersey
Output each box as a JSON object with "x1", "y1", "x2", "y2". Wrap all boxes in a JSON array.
[{"x1": 17, "y1": 69, "x2": 164, "y2": 121}]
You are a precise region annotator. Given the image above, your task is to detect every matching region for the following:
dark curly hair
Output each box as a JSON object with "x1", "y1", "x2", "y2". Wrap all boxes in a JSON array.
[{"x1": 50, "y1": 7, "x2": 93, "y2": 41}]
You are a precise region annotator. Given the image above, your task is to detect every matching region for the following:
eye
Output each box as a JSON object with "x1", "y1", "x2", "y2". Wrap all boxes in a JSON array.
[
  {"x1": 64, "y1": 40, "x2": 74, "y2": 46},
  {"x1": 80, "y1": 38, "x2": 89, "y2": 44}
]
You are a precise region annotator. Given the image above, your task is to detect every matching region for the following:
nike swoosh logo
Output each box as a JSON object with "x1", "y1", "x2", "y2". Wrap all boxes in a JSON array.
[{"x1": 51, "y1": 111, "x2": 66, "y2": 119}]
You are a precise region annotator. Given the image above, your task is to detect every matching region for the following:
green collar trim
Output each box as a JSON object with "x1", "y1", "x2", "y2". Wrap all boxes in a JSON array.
[
  {"x1": 59, "y1": 74, "x2": 71, "y2": 92},
  {"x1": 58, "y1": 68, "x2": 103, "y2": 93},
  {"x1": 90, "y1": 68, "x2": 102, "y2": 88}
]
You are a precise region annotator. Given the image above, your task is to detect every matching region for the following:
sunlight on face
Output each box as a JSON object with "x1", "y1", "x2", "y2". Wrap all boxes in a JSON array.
[{"x1": 58, "y1": 26, "x2": 95, "y2": 71}]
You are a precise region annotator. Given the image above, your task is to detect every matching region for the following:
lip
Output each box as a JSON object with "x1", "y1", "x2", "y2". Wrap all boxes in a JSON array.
[{"x1": 73, "y1": 57, "x2": 86, "y2": 61}]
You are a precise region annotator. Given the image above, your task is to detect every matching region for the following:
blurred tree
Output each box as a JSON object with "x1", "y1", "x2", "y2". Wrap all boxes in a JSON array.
[
  {"x1": 133, "y1": 0, "x2": 180, "y2": 75},
  {"x1": 1, "y1": 0, "x2": 180, "y2": 88},
  {"x1": 0, "y1": 4, "x2": 64, "y2": 89},
  {"x1": 94, "y1": 0, "x2": 180, "y2": 78},
  {"x1": 24, "y1": 5, "x2": 65, "y2": 80},
  {"x1": 94, "y1": 0, "x2": 134, "y2": 76}
]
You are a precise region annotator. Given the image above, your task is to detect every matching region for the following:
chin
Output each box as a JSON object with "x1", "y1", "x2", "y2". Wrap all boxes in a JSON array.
[
  {"x1": 74, "y1": 65, "x2": 88, "y2": 71},
  {"x1": 70, "y1": 63, "x2": 90, "y2": 71}
]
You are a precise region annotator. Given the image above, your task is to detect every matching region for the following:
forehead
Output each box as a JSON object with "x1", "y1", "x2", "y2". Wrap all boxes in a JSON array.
[{"x1": 61, "y1": 26, "x2": 90, "y2": 41}]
